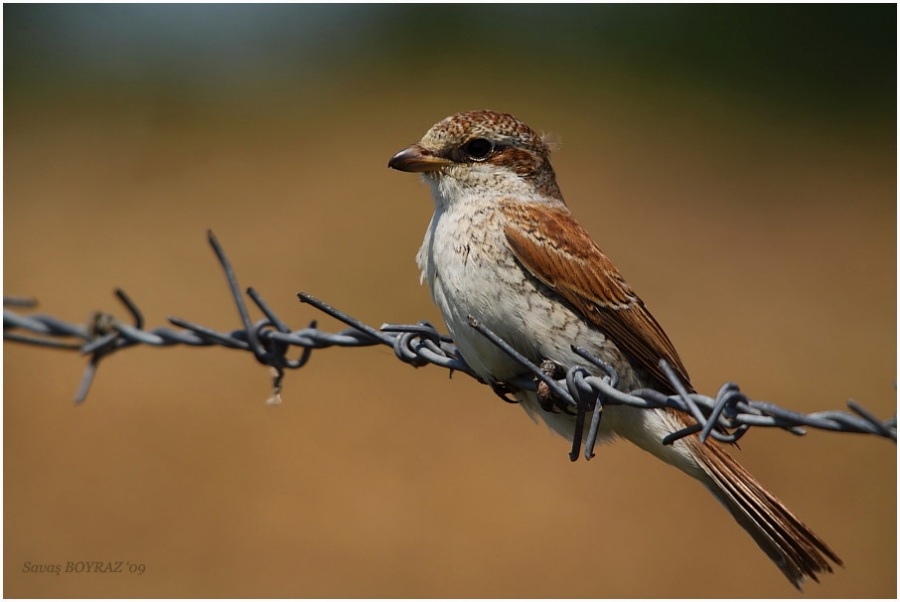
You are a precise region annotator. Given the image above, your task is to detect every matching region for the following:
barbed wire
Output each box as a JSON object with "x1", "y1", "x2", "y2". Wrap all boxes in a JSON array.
[{"x1": 4, "y1": 231, "x2": 895, "y2": 461}]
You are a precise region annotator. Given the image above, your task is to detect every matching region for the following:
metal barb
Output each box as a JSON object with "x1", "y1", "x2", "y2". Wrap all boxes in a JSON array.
[
  {"x1": 3, "y1": 232, "x2": 894, "y2": 454},
  {"x1": 3, "y1": 296, "x2": 38, "y2": 308},
  {"x1": 208, "y1": 231, "x2": 266, "y2": 361}
]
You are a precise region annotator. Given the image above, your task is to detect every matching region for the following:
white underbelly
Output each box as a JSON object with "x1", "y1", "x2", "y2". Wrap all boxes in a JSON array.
[{"x1": 418, "y1": 204, "x2": 700, "y2": 471}]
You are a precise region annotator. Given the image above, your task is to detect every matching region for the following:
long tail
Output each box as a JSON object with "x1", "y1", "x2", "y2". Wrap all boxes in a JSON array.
[
  {"x1": 686, "y1": 437, "x2": 843, "y2": 589},
  {"x1": 525, "y1": 394, "x2": 842, "y2": 588}
]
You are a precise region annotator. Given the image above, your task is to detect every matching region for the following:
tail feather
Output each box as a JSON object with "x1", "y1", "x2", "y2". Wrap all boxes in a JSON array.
[{"x1": 690, "y1": 438, "x2": 843, "y2": 589}]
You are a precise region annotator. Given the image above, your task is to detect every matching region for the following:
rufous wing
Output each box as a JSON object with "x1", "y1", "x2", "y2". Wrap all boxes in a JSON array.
[
  {"x1": 502, "y1": 201, "x2": 843, "y2": 587},
  {"x1": 501, "y1": 201, "x2": 693, "y2": 394}
]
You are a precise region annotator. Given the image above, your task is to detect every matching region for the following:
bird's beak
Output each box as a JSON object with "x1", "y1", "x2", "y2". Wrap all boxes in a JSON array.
[{"x1": 388, "y1": 144, "x2": 453, "y2": 172}]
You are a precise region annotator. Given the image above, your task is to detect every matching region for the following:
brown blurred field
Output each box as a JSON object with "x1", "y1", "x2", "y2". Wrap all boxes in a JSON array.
[{"x1": 5, "y1": 67, "x2": 896, "y2": 598}]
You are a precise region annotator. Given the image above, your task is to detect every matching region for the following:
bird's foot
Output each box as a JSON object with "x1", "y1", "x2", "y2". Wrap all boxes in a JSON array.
[
  {"x1": 490, "y1": 382, "x2": 520, "y2": 404},
  {"x1": 536, "y1": 360, "x2": 573, "y2": 414}
]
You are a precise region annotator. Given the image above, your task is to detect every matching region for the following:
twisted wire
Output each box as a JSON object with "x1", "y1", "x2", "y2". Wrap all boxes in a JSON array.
[{"x1": 4, "y1": 231, "x2": 895, "y2": 461}]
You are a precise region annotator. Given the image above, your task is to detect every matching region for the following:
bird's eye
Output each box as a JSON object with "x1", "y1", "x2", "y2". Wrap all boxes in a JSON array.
[{"x1": 464, "y1": 138, "x2": 494, "y2": 161}]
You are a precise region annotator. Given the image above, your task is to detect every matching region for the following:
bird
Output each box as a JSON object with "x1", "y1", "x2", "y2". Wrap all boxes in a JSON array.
[{"x1": 387, "y1": 109, "x2": 841, "y2": 588}]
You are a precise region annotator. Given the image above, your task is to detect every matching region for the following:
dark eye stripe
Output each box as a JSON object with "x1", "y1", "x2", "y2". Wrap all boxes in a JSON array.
[{"x1": 490, "y1": 146, "x2": 542, "y2": 176}]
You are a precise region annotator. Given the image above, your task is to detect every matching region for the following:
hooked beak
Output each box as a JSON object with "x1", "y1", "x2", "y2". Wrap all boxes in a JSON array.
[{"x1": 388, "y1": 144, "x2": 454, "y2": 173}]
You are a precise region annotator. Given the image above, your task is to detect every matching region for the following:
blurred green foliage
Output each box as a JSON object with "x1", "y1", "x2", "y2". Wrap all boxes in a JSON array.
[
  {"x1": 5, "y1": 3, "x2": 895, "y2": 119},
  {"x1": 382, "y1": 5, "x2": 895, "y2": 112}
]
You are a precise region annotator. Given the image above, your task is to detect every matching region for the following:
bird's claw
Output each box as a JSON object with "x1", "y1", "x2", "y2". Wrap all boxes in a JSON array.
[
  {"x1": 490, "y1": 382, "x2": 520, "y2": 404},
  {"x1": 536, "y1": 359, "x2": 573, "y2": 414}
]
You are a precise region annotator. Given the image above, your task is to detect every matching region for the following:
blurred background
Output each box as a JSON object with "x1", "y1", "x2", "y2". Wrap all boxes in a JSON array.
[{"x1": 4, "y1": 4, "x2": 896, "y2": 598}]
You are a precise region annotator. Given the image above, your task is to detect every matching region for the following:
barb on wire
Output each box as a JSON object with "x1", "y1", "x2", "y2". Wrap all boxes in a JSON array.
[{"x1": 4, "y1": 231, "x2": 896, "y2": 460}]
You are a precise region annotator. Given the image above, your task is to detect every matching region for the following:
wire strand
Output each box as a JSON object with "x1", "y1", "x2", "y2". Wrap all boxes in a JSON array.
[{"x1": 4, "y1": 232, "x2": 895, "y2": 459}]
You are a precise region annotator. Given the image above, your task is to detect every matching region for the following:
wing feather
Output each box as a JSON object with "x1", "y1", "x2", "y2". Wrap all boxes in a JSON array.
[{"x1": 501, "y1": 201, "x2": 693, "y2": 394}]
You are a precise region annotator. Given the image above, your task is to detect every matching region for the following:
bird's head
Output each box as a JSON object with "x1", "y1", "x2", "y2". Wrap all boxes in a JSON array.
[{"x1": 388, "y1": 110, "x2": 563, "y2": 206}]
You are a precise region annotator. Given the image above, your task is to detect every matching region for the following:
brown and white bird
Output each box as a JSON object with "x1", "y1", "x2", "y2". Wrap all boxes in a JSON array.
[{"x1": 388, "y1": 110, "x2": 841, "y2": 588}]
